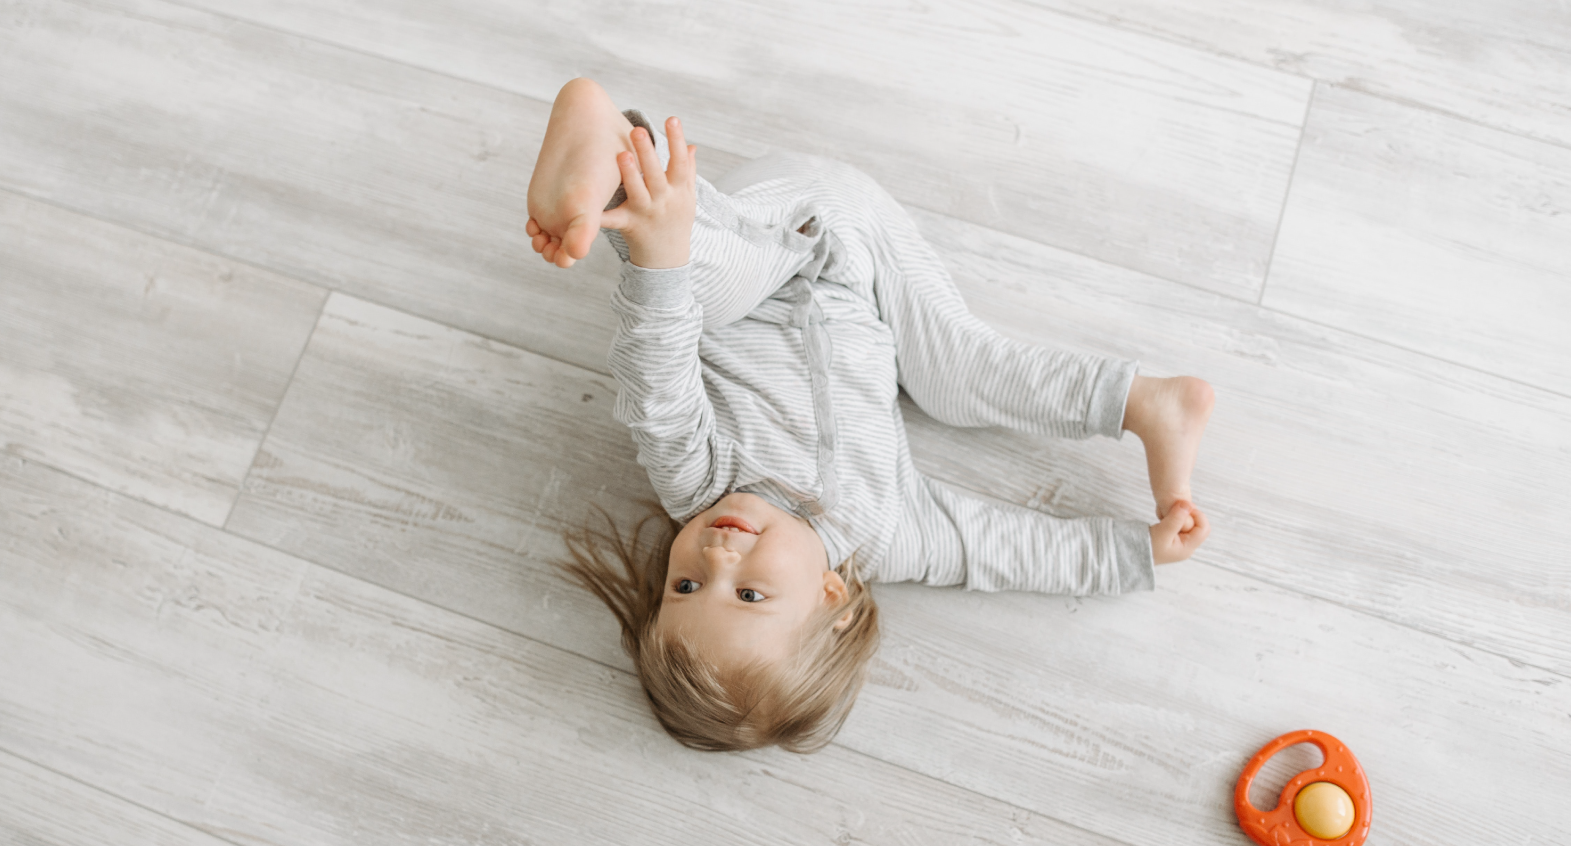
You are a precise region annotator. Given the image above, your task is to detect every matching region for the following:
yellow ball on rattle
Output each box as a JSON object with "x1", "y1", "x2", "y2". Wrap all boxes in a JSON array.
[{"x1": 1294, "y1": 781, "x2": 1355, "y2": 840}]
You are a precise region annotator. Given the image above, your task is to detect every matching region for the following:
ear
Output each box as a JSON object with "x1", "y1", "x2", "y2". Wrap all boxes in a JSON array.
[{"x1": 821, "y1": 570, "x2": 854, "y2": 630}]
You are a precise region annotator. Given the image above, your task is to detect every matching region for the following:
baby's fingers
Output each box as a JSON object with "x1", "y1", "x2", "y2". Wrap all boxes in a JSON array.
[
  {"x1": 663, "y1": 117, "x2": 693, "y2": 184},
  {"x1": 1184, "y1": 506, "x2": 1211, "y2": 548},
  {"x1": 631, "y1": 128, "x2": 664, "y2": 196},
  {"x1": 1151, "y1": 501, "x2": 1212, "y2": 564},
  {"x1": 617, "y1": 148, "x2": 651, "y2": 208}
]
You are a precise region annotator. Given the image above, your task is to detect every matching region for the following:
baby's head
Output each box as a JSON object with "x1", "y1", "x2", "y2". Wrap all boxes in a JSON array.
[{"x1": 561, "y1": 493, "x2": 879, "y2": 752}]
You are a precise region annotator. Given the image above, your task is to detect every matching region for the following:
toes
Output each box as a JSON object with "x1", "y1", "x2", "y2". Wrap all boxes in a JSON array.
[{"x1": 562, "y1": 213, "x2": 597, "y2": 260}]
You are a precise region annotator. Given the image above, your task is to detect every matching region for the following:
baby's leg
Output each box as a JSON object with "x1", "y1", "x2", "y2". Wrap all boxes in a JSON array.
[
  {"x1": 809, "y1": 160, "x2": 1212, "y2": 519},
  {"x1": 528, "y1": 79, "x2": 816, "y2": 323},
  {"x1": 799, "y1": 160, "x2": 1127, "y2": 437},
  {"x1": 1122, "y1": 375, "x2": 1213, "y2": 521}
]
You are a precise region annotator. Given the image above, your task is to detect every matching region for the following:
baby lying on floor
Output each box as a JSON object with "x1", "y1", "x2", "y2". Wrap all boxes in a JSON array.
[{"x1": 530, "y1": 78, "x2": 1213, "y2": 752}]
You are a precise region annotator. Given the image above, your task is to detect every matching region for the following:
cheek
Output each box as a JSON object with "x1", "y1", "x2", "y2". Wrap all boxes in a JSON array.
[{"x1": 670, "y1": 520, "x2": 704, "y2": 561}]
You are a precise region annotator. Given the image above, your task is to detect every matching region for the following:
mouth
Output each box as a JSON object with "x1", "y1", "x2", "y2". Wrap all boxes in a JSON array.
[{"x1": 710, "y1": 516, "x2": 759, "y2": 534}]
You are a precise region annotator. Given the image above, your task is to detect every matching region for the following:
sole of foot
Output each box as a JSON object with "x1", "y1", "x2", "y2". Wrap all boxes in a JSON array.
[{"x1": 526, "y1": 78, "x2": 634, "y2": 268}]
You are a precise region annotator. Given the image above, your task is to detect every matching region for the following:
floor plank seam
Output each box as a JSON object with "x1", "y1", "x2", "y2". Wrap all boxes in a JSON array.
[
  {"x1": 160, "y1": 0, "x2": 1571, "y2": 157},
  {"x1": 0, "y1": 184, "x2": 609, "y2": 387},
  {"x1": 19, "y1": 161, "x2": 1525, "y2": 431},
  {"x1": 221, "y1": 296, "x2": 330, "y2": 532},
  {"x1": 196, "y1": 531, "x2": 1144, "y2": 841},
  {"x1": 948, "y1": 3, "x2": 1571, "y2": 154},
  {"x1": 828, "y1": 743, "x2": 1144, "y2": 846},
  {"x1": 21, "y1": 392, "x2": 1567, "y2": 691},
  {"x1": 0, "y1": 184, "x2": 337, "y2": 312},
  {"x1": 9, "y1": 451, "x2": 1567, "y2": 840},
  {"x1": 21, "y1": 167, "x2": 1534, "y2": 416},
  {"x1": 152, "y1": 0, "x2": 561, "y2": 110},
  {"x1": 141, "y1": 0, "x2": 1310, "y2": 312},
  {"x1": 1327, "y1": 82, "x2": 1571, "y2": 155},
  {"x1": 926, "y1": 476, "x2": 1571, "y2": 682},
  {"x1": 1197, "y1": 558, "x2": 1567, "y2": 679},
  {"x1": 0, "y1": 746, "x2": 248, "y2": 846},
  {"x1": 8, "y1": 178, "x2": 1564, "y2": 669},
  {"x1": 1253, "y1": 301, "x2": 1571, "y2": 402},
  {"x1": 79, "y1": 0, "x2": 1571, "y2": 327},
  {"x1": 4, "y1": 456, "x2": 1126, "y2": 838},
  {"x1": 29, "y1": 25, "x2": 1553, "y2": 401},
  {"x1": 1256, "y1": 82, "x2": 1315, "y2": 307}
]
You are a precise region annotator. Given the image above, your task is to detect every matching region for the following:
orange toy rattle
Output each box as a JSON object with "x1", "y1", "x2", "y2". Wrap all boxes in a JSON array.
[{"x1": 1234, "y1": 730, "x2": 1372, "y2": 846}]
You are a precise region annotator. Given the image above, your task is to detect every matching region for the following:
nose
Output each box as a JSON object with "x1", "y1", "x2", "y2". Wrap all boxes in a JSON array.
[{"x1": 702, "y1": 543, "x2": 741, "y2": 569}]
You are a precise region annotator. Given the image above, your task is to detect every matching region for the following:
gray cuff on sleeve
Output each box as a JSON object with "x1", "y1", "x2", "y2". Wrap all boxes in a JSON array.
[
  {"x1": 1113, "y1": 519, "x2": 1156, "y2": 592},
  {"x1": 619, "y1": 262, "x2": 693, "y2": 310},
  {"x1": 1086, "y1": 358, "x2": 1140, "y2": 440}
]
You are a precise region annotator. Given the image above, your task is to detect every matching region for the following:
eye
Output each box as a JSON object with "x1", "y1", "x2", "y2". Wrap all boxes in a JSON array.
[
  {"x1": 675, "y1": 579, "x2": 699, "y2": 594},
  {"x1": 737, "y1": 588, "x2": 766, "y2": 603}
]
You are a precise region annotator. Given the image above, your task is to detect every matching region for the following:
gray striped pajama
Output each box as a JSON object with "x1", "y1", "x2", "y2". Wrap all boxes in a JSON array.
[{"x1": 605, "y1": 113, "x2": 1154, "y2": 594}]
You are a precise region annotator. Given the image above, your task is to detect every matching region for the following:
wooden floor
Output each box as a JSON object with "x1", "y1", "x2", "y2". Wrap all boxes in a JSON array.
[{"x1": 3, "y1": 1, "x2": 1568, "y2": 843}]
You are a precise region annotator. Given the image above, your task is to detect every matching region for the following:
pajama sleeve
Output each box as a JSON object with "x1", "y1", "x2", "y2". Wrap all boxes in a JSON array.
[
  {"x1": 607, "y1": 262, "x2": 733, "y2": 522},
  {"x1": 885, "y1": 473, "x2": 1155, "y2": 594}
]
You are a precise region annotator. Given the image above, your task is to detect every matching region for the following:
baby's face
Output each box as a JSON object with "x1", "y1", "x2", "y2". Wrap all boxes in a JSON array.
[{"x1": 656, "y1": 492, "x2": 842, "y2": 667}]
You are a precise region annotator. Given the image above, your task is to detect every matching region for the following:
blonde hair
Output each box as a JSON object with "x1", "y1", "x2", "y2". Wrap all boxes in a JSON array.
[{"x1": 558, "y1": 505, "x2": 880, "y2": 753}]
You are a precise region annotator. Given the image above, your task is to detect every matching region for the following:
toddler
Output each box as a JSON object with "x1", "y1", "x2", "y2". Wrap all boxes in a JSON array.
[{"x1": 531, "y1": 79, "x2": 1213, "y2": 752}]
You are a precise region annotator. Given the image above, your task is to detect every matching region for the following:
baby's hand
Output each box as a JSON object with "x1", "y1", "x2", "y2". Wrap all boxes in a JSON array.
[
  {"x1": 1150, "y1": 500, "x2": 1210, "y2": 564},
  {"x1": 599, "y1": 117, "x2": 697, "y2": 269}
]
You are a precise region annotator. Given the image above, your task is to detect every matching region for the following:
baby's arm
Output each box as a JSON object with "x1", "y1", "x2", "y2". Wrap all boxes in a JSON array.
[
  {"x1": 1150, "y1": 500, "x2": 1209, "y2": 564},
  {"x1": 603, "y1": 120, "x2": 733, "y2": 520}
]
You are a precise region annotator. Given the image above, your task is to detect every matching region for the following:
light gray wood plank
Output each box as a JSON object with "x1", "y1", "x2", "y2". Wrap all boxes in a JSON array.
[
  {"x1": 982, "y1": 0, "x2": 1571, "y2": 148},
  {"x1": 900, "y1": 202, "x2": 1571, "y2": 675},
  {"x1": 225, "y1": 293, "x2": 639, "y2": 660},
  {"x1": 0, "y1": 751, "x2": 231, "y2": 846},
  {"x1": 0, "y1": 0, "x2": 758, "y2": 376},
  {"x1": 0, "y1": 455, "x2": 1124, "y2": 846},
  {"x1": 1263, "y1": 85, "x2": 1571, "y2": 396},
  {"x1": 0, "y1": 190, "x2": 325, "y2": 525},
  {"x1": 89, "y1": 0, "x2": 1306, "y2": 299},
  {"x1": 234, "y1": 211, "x2": 1571, "y2": 686},
  {"x1": 221, "y1": 294, "x2": 1571, "y2": 844},
  {"x1": 845, "y1": 570, "x2": 1569, "y2": 845}
]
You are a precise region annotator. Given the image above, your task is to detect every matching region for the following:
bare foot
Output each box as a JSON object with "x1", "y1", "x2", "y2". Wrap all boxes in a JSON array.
[
  {"x1": 526, "y1": 78, "x2": 635, "y2": 268},
  {"x1": 1122, "y1": 375, "x2": 1215, "y2": 521}
]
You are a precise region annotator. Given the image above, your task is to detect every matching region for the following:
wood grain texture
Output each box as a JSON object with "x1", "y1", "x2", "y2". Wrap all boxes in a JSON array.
[
  {"x1": 899, "y1": 203, "x2": 1571, "y2": 675},
  {"x1": 0, "y1": 456, "x2": 1124, "y2": 846},
  {"x1": 845, "y1": 570, "x2": 1570, "y2": 846},
  {"x1": 0, "y1": 751, "x2": 233, "y2": 846},
  {"x1": 0, "y1": 0, "x2": 785, "y2": 376},
  {"x1": 220, "y1": 293, "x2": 1571, "y2": 844},
  {"x1": 5, "y1": 0, "x2": 1568, "y2": 842},
  {"x1": 989, "y1": 0, "x2": 1571, "y2": 148},
  {"x1": 155, "y1": 0, "x2": 1309, "y2": 299},
  {"x1": 1264, "y1": 85, "x2": 1571, "y2": 396},
  {"x1": 0, "y1": 190, "x2": 324, "y2": 525},
  {"x1": 225, "y1": 293, "x2": 641, "y2": 665}
]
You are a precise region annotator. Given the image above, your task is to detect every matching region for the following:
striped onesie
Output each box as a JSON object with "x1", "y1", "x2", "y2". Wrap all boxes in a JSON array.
[{"x1": 605, "y1": 111, "x2": 1154, "y2": 594}]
